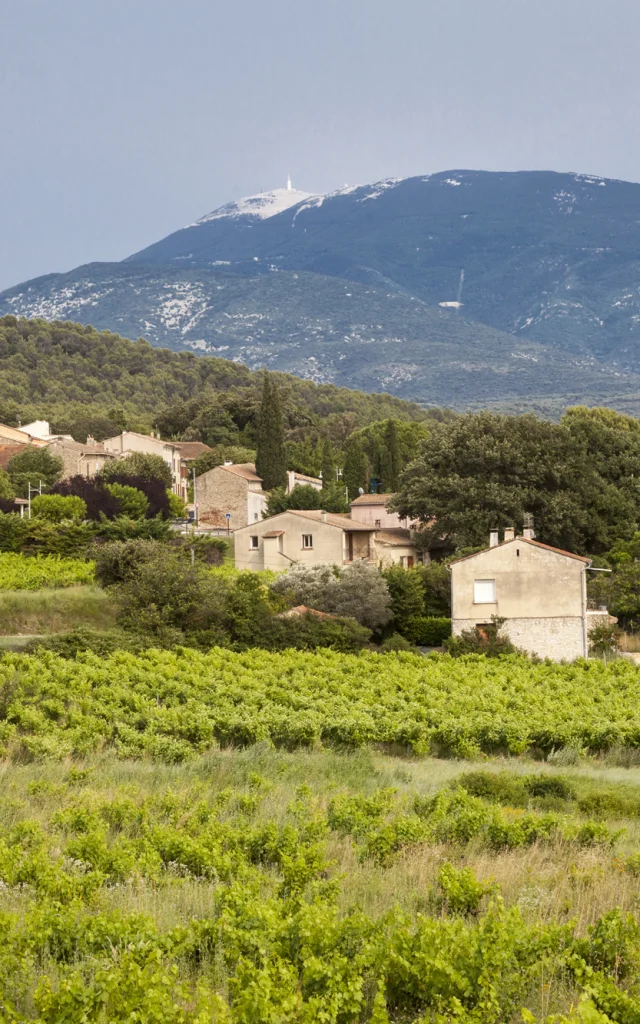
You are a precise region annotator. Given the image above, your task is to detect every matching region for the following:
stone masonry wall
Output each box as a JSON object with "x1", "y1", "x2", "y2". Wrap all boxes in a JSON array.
[{"x1": 452, "y1": 616, "x2": 585, "y2": 662}]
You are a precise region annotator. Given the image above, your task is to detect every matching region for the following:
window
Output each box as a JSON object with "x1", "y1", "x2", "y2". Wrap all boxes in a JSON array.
[
  {"x1": 302, "y1": 534, "x2": 313, "y2": 549},
  {"x1": 374, "y1": 519, "x2": 381, "y2": 528},
  {"x1": 474, "y1": 579, "x2": 496, "y2": 604},
  {"x1": 249, "y1": 536, "x2": 259, "y2": 550},
  {"x1": 254, "y1": 513, "x2": 259, "y2": 521}
]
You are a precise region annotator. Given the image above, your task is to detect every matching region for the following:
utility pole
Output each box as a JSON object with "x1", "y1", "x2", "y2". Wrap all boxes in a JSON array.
[{"x1": 192, "y1": 468, "x2": 199, "y2": 528}]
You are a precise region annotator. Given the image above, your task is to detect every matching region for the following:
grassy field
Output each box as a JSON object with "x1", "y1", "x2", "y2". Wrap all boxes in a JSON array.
[
  {"x1": 2, "y1": 743, "x2": 640, "y2": 1021},
  {"x1": 0, "y1": 585, "x2": 118, "y2": 639}
]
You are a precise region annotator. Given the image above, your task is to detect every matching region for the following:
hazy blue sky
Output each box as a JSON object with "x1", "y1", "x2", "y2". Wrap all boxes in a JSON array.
[{"x1": 2, "y1": 0, "x2": 639, "y2": 290}]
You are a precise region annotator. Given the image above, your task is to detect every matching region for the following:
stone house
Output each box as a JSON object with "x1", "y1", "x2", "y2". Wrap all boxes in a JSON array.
[
  {"x1": 102, "y1": 431, "x2": 187, "y2": 499},
  {"x1": 234, "y1": 510, "x2": 377, "y2": 570},
  {"x1": 196, "y1": 463, "x2": 268, "y2": 530},
  {"x1": 47, "y1": 438, "x2": 115, "y2": 481},
  {"x1": 450, "y1": 528, "x2": 610, "y2": 661}
]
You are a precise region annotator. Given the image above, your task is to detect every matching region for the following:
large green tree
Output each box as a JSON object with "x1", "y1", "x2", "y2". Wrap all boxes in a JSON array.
[
  {"x1": 255, "y1": 374, "x2": 286, "y2": 490},
  {"x1": 266, "y1": 483, "x2": 348, "y2": 516},
  {"x1": 393, "y1": 411, "x2": 640, "y2": 555},
  {"x1": 7, "y1": 447, "x2": 64, "y2": 498}
]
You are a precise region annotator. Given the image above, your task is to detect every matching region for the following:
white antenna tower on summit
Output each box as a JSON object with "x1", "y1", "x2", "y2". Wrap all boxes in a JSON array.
[{"x1": 286, "y1": 174, "x2": 292, "y2": 191}]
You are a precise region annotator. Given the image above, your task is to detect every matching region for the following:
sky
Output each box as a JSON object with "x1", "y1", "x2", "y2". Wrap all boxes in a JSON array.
[{"x1": 2, "y1": 0, "x2": 640, "y2": 291}]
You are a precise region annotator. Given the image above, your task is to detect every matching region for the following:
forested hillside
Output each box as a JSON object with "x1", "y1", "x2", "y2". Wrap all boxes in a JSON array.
[{"x1": 0, "y1": 316, "x2": 434, "y2": 442}]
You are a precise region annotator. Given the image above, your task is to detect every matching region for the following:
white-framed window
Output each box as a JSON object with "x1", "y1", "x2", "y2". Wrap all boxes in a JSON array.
[
  {"x1": 302, "y1": 534, "x2": 313, "y2": 549},
  {"x1": 474, "y1": 579, "x2": 496, "y2": 604},
  {"x1": 249, "y1": 535, "x2": 259, "y2": 550}
]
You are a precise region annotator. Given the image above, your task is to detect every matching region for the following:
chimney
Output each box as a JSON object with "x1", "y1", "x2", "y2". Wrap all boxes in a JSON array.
[
  {"x1": 321, "y1": 511, "x2": 327, "y2": 522},
  {"x1": 504, "y1": 527, "x2": 515, "y2": 542},
  {"x1": 86, "y1": 434, "x2": 95, "y2": 446},
  {"x1": 489, "y1": 530, "x2": 499, "y2": 548},
  {"x1": 523, "y1": 513, "x2": 535, "y2": 540}
]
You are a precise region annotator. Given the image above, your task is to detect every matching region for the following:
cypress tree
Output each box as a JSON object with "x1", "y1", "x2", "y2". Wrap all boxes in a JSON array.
[
  {"x1": 320, "y1": 437, "x2": 336, "y2": 490},
  {"x1": 255, "y1": 374, "x2": 286, "y2": 490},
  {"x1": 382, "y1": 419, "x2": 400, "y2": 491},
  {"x1": 342, "y1": 436, "x2": 369, "y2": 501}
]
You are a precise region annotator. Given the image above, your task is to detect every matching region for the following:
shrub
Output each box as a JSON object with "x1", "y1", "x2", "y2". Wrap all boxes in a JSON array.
[
  {"x1": 106, "y1": 483, "x2": 149, "y2": 520},
  {"x1": 444, "y1": 616, "x2": 520, "y2": 658},
  {"x1": 403, "y1": 615, "x2": 451, "y2": 646},
  {"x1": 167, "y1": 490, "x2": 186, "y2": 517},
  {"x1": 270, "y1": 562, "x2": 393, "y2": 630},
  {"x1": 380, "y1": 633, "x2": 415, "y2": 652},
  {"x1": 437, "y1": 862, "x2": 488, "y2": 915},
  {"x1": 382, "y1": 565, "x2": 425, "y2": 626},
  {"x1": 93, "y1": 539, "x2": 164, "y2": 587},
  {"x1": 31, "y1": 494, "x2": 87, "y2": 523},
  {"x1": 100, "y1": 452, "x2": 172, "y2": 488},
  {"x1": 50, "y1": 476, "x2": 121, "y2": 520},
  {"x1": 0, "y1": 467, "x2": 14, "y2": 500},
  {"x1": 25, "y1": 627, "x2": 159, "y2": 658}
]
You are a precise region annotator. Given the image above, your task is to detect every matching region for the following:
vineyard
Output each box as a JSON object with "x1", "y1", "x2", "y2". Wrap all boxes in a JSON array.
[
  {"x1": 3, "y1": 648, "x2": 640, "y2": 1020},
  {"x1": 3, "y1": 648, "x2": 640, "y2": 762},
  {"x1": 0, "y1": 552, "x2": 94, "y2": 591}
]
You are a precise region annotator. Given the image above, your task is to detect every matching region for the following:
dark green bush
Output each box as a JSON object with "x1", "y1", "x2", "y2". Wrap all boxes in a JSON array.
[
  {"x1": 93, "y1": 539, "x2": 165, "y2": 587},
  {"x1": 24, "y1": 628, "x2": 166, "y2": 658},
  {"x1": 444, "y1": 617, "x2": 520, "y2": 658},
  {"x1": 380, "y1": 633, "x2": 415, "y2": 652},
  {"x1": 0, "y1": 512, "x2": 171, "y2": 558},
  {"x1": 403, "y1": 615, "x2": 451, "y2": 646}
]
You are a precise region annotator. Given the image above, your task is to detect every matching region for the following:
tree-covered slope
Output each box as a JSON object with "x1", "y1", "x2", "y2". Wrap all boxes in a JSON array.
[
  {"x1": 3, "y1": 264, "x2": 640, "y2": 414},
  {"x1": 0, "y1": 315, "x2": 432, "y2": 436}
]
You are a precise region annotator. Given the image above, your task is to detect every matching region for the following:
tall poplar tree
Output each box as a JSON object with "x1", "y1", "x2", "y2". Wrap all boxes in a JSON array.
[{"x1": 255, "y1": 373, "x2": 286, "y2": 490}]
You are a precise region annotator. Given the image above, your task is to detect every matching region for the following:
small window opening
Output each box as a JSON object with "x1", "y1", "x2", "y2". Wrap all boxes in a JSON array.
[
  {"x1": 302, "y1": 534, "x2": 313, "y2": 549},
  {"x1": 249, "y1": 535, "x2": 259, "y2": 549}
]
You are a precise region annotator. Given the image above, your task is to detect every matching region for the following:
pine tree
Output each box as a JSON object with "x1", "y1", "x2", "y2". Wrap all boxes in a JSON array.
[
  {"x1": 255, "y1": 374, "x2": 286, "y2": 490},
  {"x1": 320, "y1": 437, "x2": 335, "y2": 491},
  {"x1": 342, "y1": 437, "x2": 369, "y2": 501}
]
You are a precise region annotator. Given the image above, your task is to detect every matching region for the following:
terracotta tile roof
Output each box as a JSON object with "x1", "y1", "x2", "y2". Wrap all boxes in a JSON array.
[
  {"x1": 350, "y1": 493, "x2": 396, "y2": 506},
  {"x1": 277, "y1": 605, "x2": 339, "y2": 620},
  {"x1": 220, "y1": 462, "x2": 262, "y2": 483},
  {"x1": 449, "y1": 536, "x2": 591, "y2": 565},
  {"x1": 263, "y1": 530, "x2": 285, "y2": 537},
  {"x1": 374, "y1": 528, "x2": 415, "y2": 546},
  {"x1": 171, "y1": 442, "x2": 212, "y2": 459}
]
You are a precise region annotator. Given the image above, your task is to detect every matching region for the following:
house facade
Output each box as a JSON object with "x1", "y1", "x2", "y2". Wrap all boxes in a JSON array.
[
  {"x1": 0, "y1": 423, "x2": 48, "y2": 447},
  {"x1": 47, "y1": 438, "x2": 115, "y2": 481},
  {"x1": 102, "y1": 432, "x2": 187, "y2": 499},
  {"x1": 350, "y1": 493, "x2": 413, "y2": 529},
  {"x1": 234, "y1": 510, "x2": 376, "y2": 571},
  {"x1": 196, "y1": 463, "x2": 268, "y2": 530},
  {"x1": 450, "y1": 530, "x2": 607, "y2": 661}
]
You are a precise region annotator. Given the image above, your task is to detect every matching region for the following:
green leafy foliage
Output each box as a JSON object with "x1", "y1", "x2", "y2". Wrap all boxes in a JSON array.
[
  {"x1": 0, "y1": 466, "x2": 14, "y2": 499},
  {"x1": 7, "y1": 446, "x2": 63, "y2": 498},
  {"x1": 394, "y1": 410, "x2": 640, "y2": 554},
  {"x1": 403, "y1": 615, "x2": 452, "y2": 646},
  {"x1": 5, "y1": 647, "x2": 640, "y2": 760},
  {"x1": 0, "y1": 552, "x2": 94, "y2": 590},
  {"x1": 30, "y1": 493, "x2": 87, "y2": 523},
  {"x1": 0, "y1": 511, "x2": 171, "y2": 557},
  {"x1": 266, "y1": 483, "x2": 348, "y2": 516},
  {"x1": 100, "y1": 450, "x2": 173, "y2": 488},
  {"x1": 270, "y1": 563, "x2": 393, "y2": 630},
  {"x1": 444, "y1": 616, "x2": 520, "y2": 658},
  {"x1": 105, "y1": 482, "x2": 150, "y2": 519}
]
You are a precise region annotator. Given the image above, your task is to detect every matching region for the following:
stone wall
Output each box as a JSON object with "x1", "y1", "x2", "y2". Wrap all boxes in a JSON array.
[
  {"x1": 197, "y1": 467, "x2": 249, "y2": 529},
  {"x1": 452, "y1": 615, "x2": 586, "y2": 661}
]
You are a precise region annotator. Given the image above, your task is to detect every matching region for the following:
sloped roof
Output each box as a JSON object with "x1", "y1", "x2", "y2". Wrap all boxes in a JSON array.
[
  {"x1": 351, "y1": 493, "x2": 396, "y2": 506},
  {"x1": 277, "y1": 605, "x2": 339, "y2": 621},
  {"x1": 171, "y1": 441, "x2": 212, "y2": 459},
  {"x1": 449, "y1": 536, "x2": 591, "y2": 565},
  {"x1": 263, "y1": 530, "x2": 285, "y2": 537},
  {"x1": 220, "y1": 462, "x2": 262, "y2": 483},
  {"x1": 285, "y1": 509, "x2": 373, "y2": 531},
  {"x1": 374, "y1": 528, "x2": 415, "y2": 547},
  {"x1": 292, "y1": 471, "x2": 323, "y2": 485}
]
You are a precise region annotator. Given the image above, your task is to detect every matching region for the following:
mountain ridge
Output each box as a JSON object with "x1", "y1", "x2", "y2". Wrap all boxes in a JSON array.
[{"x1": 5, "y1": 168, "x2": 640, "y2": 413}]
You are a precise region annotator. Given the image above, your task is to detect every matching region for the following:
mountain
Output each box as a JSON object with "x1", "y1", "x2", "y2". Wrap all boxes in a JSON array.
[{"x1": 5, "y1": 169, "x2": 640, "y2": 413}]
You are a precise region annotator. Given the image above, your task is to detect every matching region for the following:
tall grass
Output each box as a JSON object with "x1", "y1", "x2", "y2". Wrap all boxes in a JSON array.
[{"x1": 0, "y1": 585, "x2": 118, "y2": 636}]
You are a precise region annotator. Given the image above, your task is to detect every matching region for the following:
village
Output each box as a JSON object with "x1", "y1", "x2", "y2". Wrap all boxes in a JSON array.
[{"x1": 0, "y1": 416, "x2": 617, "y2": 663}]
